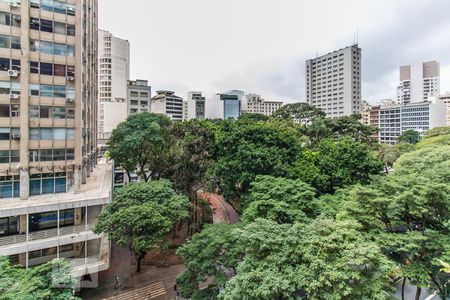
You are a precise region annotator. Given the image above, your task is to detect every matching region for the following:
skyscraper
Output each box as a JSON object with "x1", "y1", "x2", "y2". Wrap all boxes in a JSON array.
[
  {"x1": 397, "y1": 61, "x2": 440, "y2": 104},
  {"x1": 305, "y1": 45, "x2": 361, "y2": 117},
  {"x1": 0, "y1": 0, "x2": 111, "y2": 277},
  {"x1": 98, "y1": 29, "x2": 130, "y2": 142}
]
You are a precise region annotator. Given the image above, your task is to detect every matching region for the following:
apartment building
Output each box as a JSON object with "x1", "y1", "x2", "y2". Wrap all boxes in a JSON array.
[
  {"x1": 98, "y1": 29, "x2": 130, "y2": 141},
  {"x1": 186, "y1": 91, "x2": 205, "y2": 120},
  {"x1": 151, "y1": 90, "x2": 183, "y2": 121},
  {"x1": 360, "y1": 100, "x2": 371, "y2": 125},
  {"x1": 0, "y1": 0, "x2": 111, "y2": 279},
  {"x1": 243, "y1": 94, "x2": 282, "y2": 116},
  {"x1": 306, "y1": 44, "x2": 361, "y2": 117},
  {"x1": 431, "y1": 93, "x2": 450, "y2": 126},
  {"x1": 379, "y1": 98, "x2": 446, "y2": 144},
  {"x1": 205, "y1": 90, "x2": 243, "y2": 120},
  {"x1": 369, "y1": 105, "x2": 380, "y2": 141},
  {"x1": 127, "y1": 79, "x2": 151, "y2": 115},
  {"x1": 397, "y1": 61, "x2": 440, "y2": 104}
]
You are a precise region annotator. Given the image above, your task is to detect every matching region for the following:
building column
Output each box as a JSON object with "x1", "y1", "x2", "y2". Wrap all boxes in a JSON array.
[
  {"x1": 20, "y1": 170, "x2": 29, "y2": 200},
  {"x1": 74, "y1": 166, "x2": 81, "y2": 193},
  {"x1": 82, "y1": 162, "x2": 87, "y2": 184}
]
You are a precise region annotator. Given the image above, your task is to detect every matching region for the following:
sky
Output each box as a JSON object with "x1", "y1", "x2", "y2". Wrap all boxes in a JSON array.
[{"x1": 99, "y1": 0, "x2": 450, "y2": 104}]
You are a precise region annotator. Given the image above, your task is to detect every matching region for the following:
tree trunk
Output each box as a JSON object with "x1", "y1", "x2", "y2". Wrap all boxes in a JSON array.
[
  {"x1": 172, "y1": 223, "x2": 177, "y2": 239},
  {"x1": 415, "y1": 287, "x2": 421, "y2": 300},
  {"x1": 136, "y1": 253, "x2": 145, "y2": 273},
  {"x1": 401, "y1": 278, "x2": 406, "y2": 300}
]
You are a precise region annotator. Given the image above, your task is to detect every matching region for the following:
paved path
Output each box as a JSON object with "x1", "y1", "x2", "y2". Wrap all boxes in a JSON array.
[
  {"x1": 200, "y1": 192, "x2": 239, "y2": 224},
  {"x1": 106, "y1": 282, "x2": 166, "y2": 300}
]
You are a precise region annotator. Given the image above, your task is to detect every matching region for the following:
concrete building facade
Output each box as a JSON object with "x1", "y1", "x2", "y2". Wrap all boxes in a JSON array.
[
  {"x1": 98, "y1": 29, "x2": 129, "y2": 141},
  {"x1": 243, "y1": 94, "x2": 283, "y2": 116},
  {"x1": 0, "y1": 0, "x2": 111, "y2": 279},
  {"x1": 127, "y1": 79, "x2": 151, "y2": 115},
  {"x1": 306, "y1": 45, "x2": 361, "y2": 117},
  {"x1": 397, "y1": 61, "x2": 440, "y2": 105},
  {"x1": 151, "y1": 90, "x2": 183, "y2": 121},
  {"x1": 186, "y1": 91, "x2": 205, "y2": 120}
]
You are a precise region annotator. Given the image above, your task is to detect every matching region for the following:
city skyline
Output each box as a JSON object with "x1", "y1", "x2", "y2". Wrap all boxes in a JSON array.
[{"x1": 99, "y1": 0, "x2": 450, "y2": 104}]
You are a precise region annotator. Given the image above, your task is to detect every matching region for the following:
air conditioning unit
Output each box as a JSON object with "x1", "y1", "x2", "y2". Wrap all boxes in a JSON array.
[
  {"x1": 8, "y1": 69, "x2": 19, "y2": 77},
  {"x1": 66, "y1": 76, "x2": 75, "y2": 81},
  {"x1": 9, "y1": 1, "x2": 20, "y2": 8},
  {"x1": 66, "y1": 98, "x2": 75, "y2": 103},
  {"x1": 31, "y1": 19, "x2": 40, "y2": 25},
  {"x1": 12, "y1": 15, "x2": 21, "y2": 22},
  {"x1": 9, "y1": 94, "x2": 19, "y2": 100},
  {"x1": 11, "y1": 133, "x2": 20, "y2": 140}
]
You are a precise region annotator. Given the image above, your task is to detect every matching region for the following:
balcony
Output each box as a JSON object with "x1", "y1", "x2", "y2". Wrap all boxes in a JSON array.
[{"x1": 0, "y1": 223, "x2": 96, "y2": 248}]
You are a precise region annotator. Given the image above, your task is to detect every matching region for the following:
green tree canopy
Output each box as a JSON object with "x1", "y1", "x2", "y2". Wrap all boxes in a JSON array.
[
  {"x1": 219, "y1": 218, "x2": 394, "y2": 300},
  {"x1": 290, "y1": 138, "x2": 383, "y2": 195},
  {"x1": 94, "y1": 180, "x2": 190, "y2": 272},
  {"x1": 271, "y1": 102, "x2": 326, "y2": 124},
  {"x1": 213, "y1": 120, "x2": 302, "y2": 200},
  {"x1": 397, "y1": 129, "x2": 421, "y2": 144},
  {"x1": 0, "y1": 257, "x2": 78, "y2": 300},
  {"x1": 108, "y1": 112, "x2": 173, "y2": 181}
]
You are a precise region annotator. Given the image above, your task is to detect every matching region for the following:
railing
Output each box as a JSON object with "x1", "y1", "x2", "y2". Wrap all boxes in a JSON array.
[{"x1": 0, "y1": 223, "x2": 95, "y2": 247}]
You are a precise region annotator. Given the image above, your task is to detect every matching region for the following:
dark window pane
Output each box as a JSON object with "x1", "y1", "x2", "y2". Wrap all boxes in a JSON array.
[
  {"x1": 30, "y1": 17, "x2": 40, "y2": 31},
  {"x1": 30, "y1": 61, "x2": 39, "y2": 74},
  {"x1": 0, "y1": 104, "x2": 10, "y2": 117},
  {"x1": 0, "y1": 58, "x2": 10, "y2": 71},
  {"x1": 54, "y1": 64, "x2": 65, "y2": 76},
  {"x1": 40, "y1": 62, "x2": 53, "y2": 75}
]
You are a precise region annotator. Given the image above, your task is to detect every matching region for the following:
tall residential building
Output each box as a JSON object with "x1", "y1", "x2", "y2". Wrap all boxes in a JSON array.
[
  {"x1": 379, "y1": 98, "x2": 446, "y2": 144},
  {"x1": 127, "y1": 79, "x2": 151, "y2": 115},
  {"x1": 243, "y1": 94, "x2": 283, "y2": 116},
  {"x1": 361, "y1": 100, "x2": 371, "y2": 125},
  {"x1": 186, "y1": 91, "x2": 205, "y2": 120},
  {"x1": 306, "y1": 45, "x2": 361, "y2": 117},
  {"x1": 369, "y1": 105, "x2": 381, "y2": 141},
  {"x1": 205, "y1": 90, "x2": 243, "y2": 120},
  {"x1": 397, "y1": 61, "x2": 440, "y2": 104},
  {"x1": 0, "y1": 0, "x2": 111, "y2": 279},
  {"x1": 151, "y1": 90, "x2": 183, "y2": 121},
  {"x1": 98, "y1": 29, "x2": 130, "y2": 141}
]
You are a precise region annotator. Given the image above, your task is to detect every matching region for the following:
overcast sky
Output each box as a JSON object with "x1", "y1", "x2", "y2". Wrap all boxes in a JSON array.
[{"x1": 99, "y1": 0, "x2": 450, "y2": 104}]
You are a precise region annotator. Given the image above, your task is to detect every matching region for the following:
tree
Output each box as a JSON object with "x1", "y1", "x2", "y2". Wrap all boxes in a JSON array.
[
  {"x1": 290, "y1": 138, "x2": 383, "y2": 195},
  {"x1": 271, "y1": 102, "x2": 326, "y2": 124},
  {"x1": 107, "y1": 113, "x2": 173, "y2": 182},
  {"x1": 339, "y1": 141, "x2": 450, "y2": 299},
  {"x1": 219, "y1": 218, "x2": 394, "y2": 300},
  {"x1": 240, "y1": 175, "x2": 318, "y2": 220},
  {"x1": 378, "y1": 144, "x2": 401, "y2": 174},
  {"x1": 176, "y1": 223, "x2": 245, "y2": 299},
  {"x1": 94, "y1": 180, "x2": 190, "y2": 272},
  {"x1": 0, "y1": 257, "x2": 79, "y2": 300},
  {"x1": 213, "y1": 120, "x2": 302, "y2": 200},
  {"x1": 397, "y1": 129, "x2": 421, "y2": 144},
  {"x1": 169, "y1": 120, "x2": 216, "y2": 233},
  {"x1": 238, "y1": 113, "x2": 270, "y2": 122},
  {"x1": 324, "y1": 113, "x2": 379, "y2": 144}
]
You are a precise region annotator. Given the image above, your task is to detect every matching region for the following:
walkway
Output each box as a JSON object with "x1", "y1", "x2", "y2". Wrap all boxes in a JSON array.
[{"x1": 199, "y1": 192, "x2": 239, "y2": 224}]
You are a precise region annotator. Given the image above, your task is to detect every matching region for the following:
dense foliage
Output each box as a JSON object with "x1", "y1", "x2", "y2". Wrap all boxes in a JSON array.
[
  {"x1": 0, "y1": 257, "x2": 78, "y2": 300},
  {"x1": 94, "y1": 180, "x2": 190, "y2": 272}
]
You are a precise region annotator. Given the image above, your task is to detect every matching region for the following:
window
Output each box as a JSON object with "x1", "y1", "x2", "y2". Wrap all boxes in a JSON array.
[
  {"x1": 40, "y1": 62, "x2": 53, "y2": 75},
  {"x1": 40, "y1": 149, "x2": 52, "y2": 161},
  {"x1": 53, "y1": 149, "x2": 65, "y2": 161},
  {"x1": 52, "y1": 107, "x2": 65, "y2": 119},
  {"x1": 0, "y1": 81, "x2": 9, "y2": 94},
  {"x1": 0, "y1": 34, "x2": 10, "y2": 49},
  {"x1": 29, "y1": 84, "x2": 39, "y2": 96},
  {"x1": 41, "y1": 128, "x2": 52, "y2": 140},
  {"x1": 30, "y1": 61, "x2": 39, "y2": 74},
  {"x1": 0, "y1": 104, "x2": 9, "y2": 117},
  {"x1": 66, "y1": 24, "x2": 75, "y2": 36},
  {"x1": 54, "y1": 64, "x2": 66, "y2": 76},
  {"x1": 40, "y1": 19, "x2": 53, "y2": 32},
  {"x1": 40, "y1": 84, "x2": 53, "y2": 97},
  {"x1": 54, "y1": 21, "x2": 65, "y2": 35},
  {"x1": 67, "y1": 66, "x2": 75, "y2": 77}
]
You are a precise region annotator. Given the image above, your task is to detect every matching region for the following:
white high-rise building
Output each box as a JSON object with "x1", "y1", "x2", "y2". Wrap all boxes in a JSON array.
[
  {"x1": 186, "y1": 91, "x2": 206, "y2": 120},
  {"x1": 98, "y1": 30, "x2": 130, "y2": 142},
  {"x1": 205, "y1": 90, "x2": 244, "y2": 120},
  {"x1": 397, "y1": 61, "x2": 440, "y2": 104},
  {"x1": 306, "y1": 45, "x2": 361, "y2": 117},
  {"x1": 243, "y1": 94, "x2": 283, "y2": 116}
]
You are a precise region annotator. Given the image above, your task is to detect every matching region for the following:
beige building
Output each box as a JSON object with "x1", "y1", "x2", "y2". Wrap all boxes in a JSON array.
[
  {"x1": 243, "y1": 94, "x2": 283, "y2": 116},
  {"x1": 98, "y1": 29, "x2": 130, "y2": 142},
  {"x1": 397, "y1": 61, "x2": 440, "y2": 104},
  {"x1": 360, "y1": 100, "x2": 371, "y2": 125},
  {"x1": 151, "y1": 90, "x2": 183, "y2": 121},
  {"x1": 306, "y1": 45, "x2": 361, "y2": 117},
  {"x1": 0, "y1": 0, "x2": 111, "y2": 279}
]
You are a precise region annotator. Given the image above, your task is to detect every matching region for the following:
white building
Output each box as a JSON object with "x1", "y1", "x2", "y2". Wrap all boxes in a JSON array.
[
  {"x1": 306, "y1": 45, "x2": 361, "y2": 117},
  {"x1": 397, "y1": 61, "x2": 440, "y2": 105},
  {"x1": 379, "y1": 97, "x2": 447, "y2": 144},
  {"x1": 205, "y1": 90, "x2": 243, "y2": 120},
  {"x1": 430, "y1": 92, "x2": 450, "y2": 127},
  {"x1": 151, "y1": 91, "x2": 183, "y2": 121},
  {"x1": 127, "y1": 80, "x2": 151, "y2": 115},
  {"x1": 243, "y1": 94, "x2": 283, "y2": 116},
  {"x1": 98, "y1": 30, "x2": 130, "y2": 141},
  {"x1": 186, "y1": 91, "x2": 206, "y2": 120}
]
